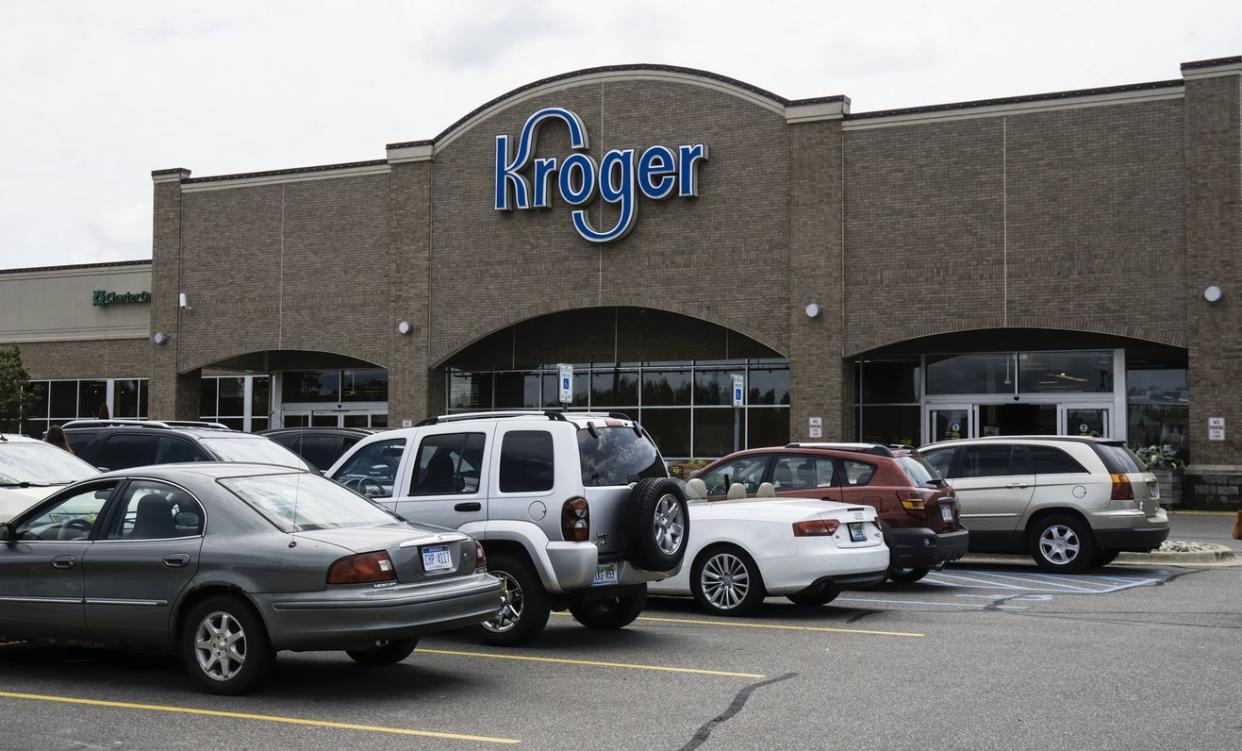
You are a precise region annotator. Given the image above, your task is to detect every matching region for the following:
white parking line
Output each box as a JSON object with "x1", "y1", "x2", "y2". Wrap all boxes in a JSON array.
[
  {"x1": 961, "y1": 571, "x2": 1098, "y2": 592},
  {"x1": 837, "y1": 596, "x2": 1027, "y2": 610},
  {"x1": 926, "y1": 571, "x2": 1029, "y2": 590}
]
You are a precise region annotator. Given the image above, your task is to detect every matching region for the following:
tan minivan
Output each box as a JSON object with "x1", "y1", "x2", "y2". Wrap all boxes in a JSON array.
[{"x1": 920, "y1": 436, "x2": 1168, "y2": 572}]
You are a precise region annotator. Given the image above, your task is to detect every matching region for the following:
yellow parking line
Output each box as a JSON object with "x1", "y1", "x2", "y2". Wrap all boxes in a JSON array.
[
  {"x1": 414, "y1": 647, "x2": 763, "y2": 679},
  {"x1": 1170, "y1": 510, "x2": 1237, "y2": 517},
  {"x1": 623, "y1": 613, "x2": 924, "y2": 638},
  {"x1": 0, "y1": 691, "x2": 519, "y2": 745}
]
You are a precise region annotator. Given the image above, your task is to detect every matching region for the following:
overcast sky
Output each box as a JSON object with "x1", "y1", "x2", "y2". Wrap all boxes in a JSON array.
[{"x1": 1, "y1": 1, "x2": 1238, "y2": 269}]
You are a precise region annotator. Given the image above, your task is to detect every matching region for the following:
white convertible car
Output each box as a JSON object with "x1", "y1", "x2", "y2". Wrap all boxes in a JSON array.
[
  {"x1": 649, "y1": 479, "x2": 890, "y2": 616},
  {"x1": 0, "y1": 434, "x2": 99, "y2": 522}
]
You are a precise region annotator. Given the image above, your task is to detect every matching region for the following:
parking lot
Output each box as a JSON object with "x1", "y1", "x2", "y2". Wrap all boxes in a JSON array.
[{"x1": 2, "y1": 514, "x2": 1239, "y2": 751}]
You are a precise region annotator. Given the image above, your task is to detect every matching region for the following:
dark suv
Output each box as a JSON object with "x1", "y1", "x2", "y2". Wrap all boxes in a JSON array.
[
  {"x1": 692, "y1": 443, "x2": 968, "y2": 582},
  {"x1": 63, "y1": 420, "x2": 312, "y2": 472},
  {"x1": 258, "y1": 426, "x2": 374, "y2": 471}
]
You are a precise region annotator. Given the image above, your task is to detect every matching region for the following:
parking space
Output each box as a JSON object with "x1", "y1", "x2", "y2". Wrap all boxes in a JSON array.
[{"x1": 1, "y1": 559, "x2": 1238, "y2": 750}]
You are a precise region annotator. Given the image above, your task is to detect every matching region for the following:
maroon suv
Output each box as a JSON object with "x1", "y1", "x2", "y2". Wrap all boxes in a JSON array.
[{"x1": 691, "y1": 443, "x2": 968, "y2": 582}]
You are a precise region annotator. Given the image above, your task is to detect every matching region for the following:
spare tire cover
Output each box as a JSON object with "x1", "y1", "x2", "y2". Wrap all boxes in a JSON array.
[{"x1": 627, "y1": 477, "x2": 689, "y2": 571}]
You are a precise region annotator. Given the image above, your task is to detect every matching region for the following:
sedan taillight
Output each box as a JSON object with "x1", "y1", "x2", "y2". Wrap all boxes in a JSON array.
[
  {"x1": 793, "y1": 519, "x2": 840, "y2": 537},
  {"x1": 561, "y1": 496, "x2": 590, "y2": 542},
  {"x1": 474, "y1": 541, "x2": 487, "y2": 572},
  {"x1": 327, "y1": 551, "x2": 396, "y2": 585}
]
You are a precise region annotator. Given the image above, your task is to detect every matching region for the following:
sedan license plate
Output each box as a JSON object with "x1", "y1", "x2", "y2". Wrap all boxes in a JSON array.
[
  {"x1": 940, "y1": 505, "x2": 954, "y2": 522},
  {"x1": 848, "y1": 522, "x2": 867, "y2": 542},
  {"x1": 592, "y1": 563, "x2": 619, "y2": 586},
  {"x1": 422, "y1": 545, "x2": 454, "y2": 573}
]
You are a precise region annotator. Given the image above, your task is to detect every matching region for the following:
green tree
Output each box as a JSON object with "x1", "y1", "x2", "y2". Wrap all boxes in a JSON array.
[{"x1": 0, "y1": 346, "x2": 33, "y2": 433}]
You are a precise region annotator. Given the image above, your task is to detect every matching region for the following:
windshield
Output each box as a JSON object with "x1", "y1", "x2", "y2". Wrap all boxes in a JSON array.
[
  {"x1": 0, "y1": 442, "x2": 99, "y2": 485},
  {"x1": 577, "y1": 426, "x2": 667, "y2": 487},
  {"x1": 896, "y1": 454, "x2": 944, "y2": 488},
  {"x1": 219, "y1": 472, "x2": 400, "y2": 532},
  {"x1": 201, "y1": 436, "x2": 311, "y2": 470}
]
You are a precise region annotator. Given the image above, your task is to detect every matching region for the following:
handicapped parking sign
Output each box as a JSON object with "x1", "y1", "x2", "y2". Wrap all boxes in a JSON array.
[{"x1": 558, "y1": 364, "x2": 573, "y2": 404}]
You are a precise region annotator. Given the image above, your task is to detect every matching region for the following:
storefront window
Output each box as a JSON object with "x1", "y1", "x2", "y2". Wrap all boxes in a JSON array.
[
  {"x1": 926, "y1": 353, "x2": 1015, "y2": 395},
  {"x1": 201, "y1": 375, "x2": 270, "y2": 433},
  {"x1": 747, "y1": 408, "x2": 790, "y2": 450},
  {"x1": 114, "y1": 379, "x2": 142, "y2": 418},
  {"x1": 747, "y1": 367, "x2": 790, "y2": 405},
  {"x1": 282, "y1": 370, "x2": 340, "y2": 403},
  {"x1": 858, "y1": 405, "x2": 921, "y2": 446},
  {"x1": 450, "y1": 372, "x2": 492, "y2": 410},
  {"x1": 693, "y1": 409, "x2": 738, "y2": 456},
  {"x1": 218, "y1": 377, "x2": 245, "y2": 416},
  {"x1": 20, "y1": 378, "x2": 147, "y2": 438},
  {"x1": 494, "y1": 372, "x2": 543, "y2": 409},
  {"x1": 1019, "y1": 351, "x2": 1113, "y2": 393},
  {"x1": 693, "y1": 370, "x2": 735, "y2": 406},
  {"x1": 640, "y1": 408, "x2": 691, "y2": 457},
  {"x1": 859, "y1": 358, "x2": 921, "y2": 404},
  {"x1": 1127, "y1": 349, "x2": 1188, "y2": 460},
  {"x1": 642, "y1": 371, "x2": 691, "y2": 406},
  {"x1": 1128, "y1": 404, "x2": 1188, "y2": 458},
  {"x1": 591, "y1": 370, "x2": 639, "y2": 407},
  {"x1": 342, "y1": 369, "x2": 388, "y2": 401}
]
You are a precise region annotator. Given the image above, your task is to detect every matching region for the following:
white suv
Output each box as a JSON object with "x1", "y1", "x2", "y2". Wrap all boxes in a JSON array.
[
  {"x1": 326, "y1": 411, "x2": 689, "y2": 645},
  {"x1": 919, "y1": 436, "x2": 1169, "y2": 572}
]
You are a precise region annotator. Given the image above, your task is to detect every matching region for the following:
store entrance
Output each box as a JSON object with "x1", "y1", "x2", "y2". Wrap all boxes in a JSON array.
[
  {"x1": 281, "y1": 410, "x2": 387, "y2": 429},
  {"x1": 927, "y1": 401, "x2": 1112, "y2": 442}
]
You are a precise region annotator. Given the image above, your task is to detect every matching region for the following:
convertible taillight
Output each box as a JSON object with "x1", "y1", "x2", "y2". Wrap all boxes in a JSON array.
[
  {"x1": 793, "y1": 519, "x2": 840, "y2": 537},
  {"x1": 561, "y1": 496, "x2": 590, "y2": 542},
  {"x1": 474, "y1": 541, "x2": 487, "y2": 572},
  {"x1": 327, "y1": 551, "x2": 396, "y2": 585}
]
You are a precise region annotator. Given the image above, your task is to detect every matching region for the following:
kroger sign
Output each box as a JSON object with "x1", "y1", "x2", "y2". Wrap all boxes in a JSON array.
[{"x1": 494, "y1": 107, "x2": 708, "y2": 243}]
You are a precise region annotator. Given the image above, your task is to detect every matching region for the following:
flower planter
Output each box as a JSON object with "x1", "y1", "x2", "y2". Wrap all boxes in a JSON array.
[{"x1": 1152, "y1": 468, "x2": 1182, "y2": 506}]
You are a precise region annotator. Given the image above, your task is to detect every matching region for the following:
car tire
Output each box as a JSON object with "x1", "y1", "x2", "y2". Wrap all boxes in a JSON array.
[
  {"x1": 181, "y1": 594, "x2": 274, "y2": 695},
  {"x1": 472, "y1": 551, "x2": 550, "y2": 647},
  {"x1": 786, "y1": 585, "x2": 841, "y2": 607},
  {"x1": 567, "y1": 587, "x2": 647, "y2": 630},
  {"x1": 628, "y1": 477, "x2": 690, "y2": 572},
  {"x1": 346, "y1": 638, "x2": 418, "y2": 666},
  {"x1": 691, "y1": 545, "x2": 766, "y2": 617},
  {"x1": 1029, "y1": 515, "x2": 1096, "y2": 573},
  {"x1": 1092, "y1": 549, "x2": 1120, "y2": 568},
  {"x1": 888, "y1": 567, "x2": 931, "y2": 583}
]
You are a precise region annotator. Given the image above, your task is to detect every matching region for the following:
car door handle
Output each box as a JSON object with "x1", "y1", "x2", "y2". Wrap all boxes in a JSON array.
[
  {"x1": 454, "y1": 502, "x2": 482, "y2": 512},
  {"x1": 162, "y1": 554, "x2": 191, "y2": 568},
  {"x1": 1006, "y1": 483, "x2": 1030, "y2": 489},
  {"x1": 51, "y1": 555, "x2": 76, "y2": 569}
]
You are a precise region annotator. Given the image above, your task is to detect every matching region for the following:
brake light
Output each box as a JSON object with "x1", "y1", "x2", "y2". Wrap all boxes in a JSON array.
[
  {"x1": 327, "y1": 551, "x2": 396, "y2": 585},
  {"x1": 897, "y1": 491, "x2": 926, "y2": 512},
  {"x1": 474, "y1": 541, "x2": 487, "y2": 572},
  {"x1": 561, "y1": 496, "x2": 590, "y2": 542},
  {"x1": 1111, "y1": 473, "x2": 1134, "y2": 501},
  {"x1": 793, "y1": 519, "x2": 840, "y2": 537}
]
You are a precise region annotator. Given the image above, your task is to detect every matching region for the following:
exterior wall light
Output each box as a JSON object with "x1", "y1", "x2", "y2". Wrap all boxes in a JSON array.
[
  {"x1": 1204, "y1": 285, "x2": 1223, "y2": 303},
  {"x1": 805, "y1": 303, "x2": 822, "y2": 319},
  {"x1": 397, "y1": 320, "x2": 413, "y2": 335},
  {"x1": 152, "y1": 331, "x2": 168, "y2": 345}
]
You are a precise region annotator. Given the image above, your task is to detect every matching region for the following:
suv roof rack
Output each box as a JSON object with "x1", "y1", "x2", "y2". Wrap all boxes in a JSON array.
[
  {"x1": 61, "y1": 419, "x2": 233, "y2": 431},
  {"x1": 416, "y1": 410, "x2": 571, "y2": 427},
  {"x1": 785, "y1": 442, "x2": 895, "y2": 457}
]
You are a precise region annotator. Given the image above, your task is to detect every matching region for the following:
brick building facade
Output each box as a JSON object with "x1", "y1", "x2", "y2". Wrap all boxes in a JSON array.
[{"x1": 4, "y1": 57, "x2": 1240, "y2": 503}]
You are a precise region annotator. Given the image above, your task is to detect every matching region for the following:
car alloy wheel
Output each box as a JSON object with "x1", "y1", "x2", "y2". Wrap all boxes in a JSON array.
[
  {"x1": 194, "y1": 611, "x2": 247, "y2": 682},
  {"x1": 1038, "y1": 524, "x2": 1081, "y2": 565},
  {"x1": 652, "y1": 494, "x2": 686, "y2": 557},
  {"x1": 483, "y1": 570, "x2": 525, "y2": 633},
  {"x1": 701, "y1": 552, "x2": 750, "y2": 610}
]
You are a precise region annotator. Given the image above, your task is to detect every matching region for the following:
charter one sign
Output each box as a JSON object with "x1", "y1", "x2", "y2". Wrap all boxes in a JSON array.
[{"x1": 494, "y1": 107, "x2": 708, "y2": 243}]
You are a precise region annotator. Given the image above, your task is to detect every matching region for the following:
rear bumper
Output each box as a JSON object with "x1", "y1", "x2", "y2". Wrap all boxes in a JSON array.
[
  {"x1": 762, "y1": 542, "x2": 890, "y2": 595},
  {"x1": 1090, "y1": 508, "x2": 1170, "y2": 552},
  {"x1": 546, "y1": 542, "x2": 680, "y2": 592},
  {"x1": 257, "y1": 572, "x2": 502, "y2": 650},
  {"x1": 886, "y1": 526, "x2": 970, "y2": 569}
]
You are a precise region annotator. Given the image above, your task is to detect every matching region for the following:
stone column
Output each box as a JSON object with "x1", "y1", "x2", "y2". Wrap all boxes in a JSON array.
[
  {"x1": 786, "y1": 97, "x2": 850, "y2": 442},
  {"x1": 148, "y1": 168, "x2": 200, "y2": 420},
  {"x1": 385, "y1": 142, "x2": 434, "y2": 426},
  {"x1": 1182, "y1": 57, "x2": 1242, "y2": 506}
]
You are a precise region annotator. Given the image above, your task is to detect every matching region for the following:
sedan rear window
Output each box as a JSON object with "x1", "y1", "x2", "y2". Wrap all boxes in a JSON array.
[
  {"x1": 201, "y1": 436, "x2": 311, "y2": 470},
  {"x1": 577, "y1": 427, "x2": 666, "y2": 487},
  {"x1": 220, "y1": 472, "x2": 398, "y2": 532}
]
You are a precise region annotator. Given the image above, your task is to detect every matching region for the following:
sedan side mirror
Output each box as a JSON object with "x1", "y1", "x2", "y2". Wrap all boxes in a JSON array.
[{"x1": 0, "y1": 523, "x2": 13, "y2": 542}]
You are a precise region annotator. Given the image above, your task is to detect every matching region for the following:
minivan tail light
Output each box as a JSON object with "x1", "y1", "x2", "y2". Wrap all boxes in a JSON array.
[
  {"x1": 793, "y1": 519, "x2": 839, "y2": 536},
  {"x1": 1110, "y1": 473, "x2": 1134, "y2": 501},
  {"x1": 561, "y1": 496, "x2": 590, "y2": 542},
  {"x1": 327, "y1": 551, "x2": 396, "y2": 585}
]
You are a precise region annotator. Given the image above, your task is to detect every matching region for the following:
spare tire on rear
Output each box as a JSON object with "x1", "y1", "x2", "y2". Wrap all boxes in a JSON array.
[{"x1": 628, "y1": 477, "x2": 689, "y2": 572}]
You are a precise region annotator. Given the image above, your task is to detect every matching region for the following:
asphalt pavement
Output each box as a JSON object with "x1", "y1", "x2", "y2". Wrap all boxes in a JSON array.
[{"x1": 1, "y1": 512, "x2": 1239, "y2": 750}]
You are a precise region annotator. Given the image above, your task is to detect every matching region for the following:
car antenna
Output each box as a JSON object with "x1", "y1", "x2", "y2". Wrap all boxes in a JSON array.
[{"x1": 288, "y1": 472, "x2": 301, "y2": 548}]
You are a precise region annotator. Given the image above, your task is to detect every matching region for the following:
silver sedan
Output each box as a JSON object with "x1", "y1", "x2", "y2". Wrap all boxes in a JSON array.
[{"x1": 0, "y1": 463, "x2": 502, "y2": 694}]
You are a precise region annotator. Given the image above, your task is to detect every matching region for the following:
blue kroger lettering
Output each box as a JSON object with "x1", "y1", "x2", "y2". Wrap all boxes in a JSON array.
[{"x1": 494, "y1": 107, "x2": 707, "y2": 243}]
